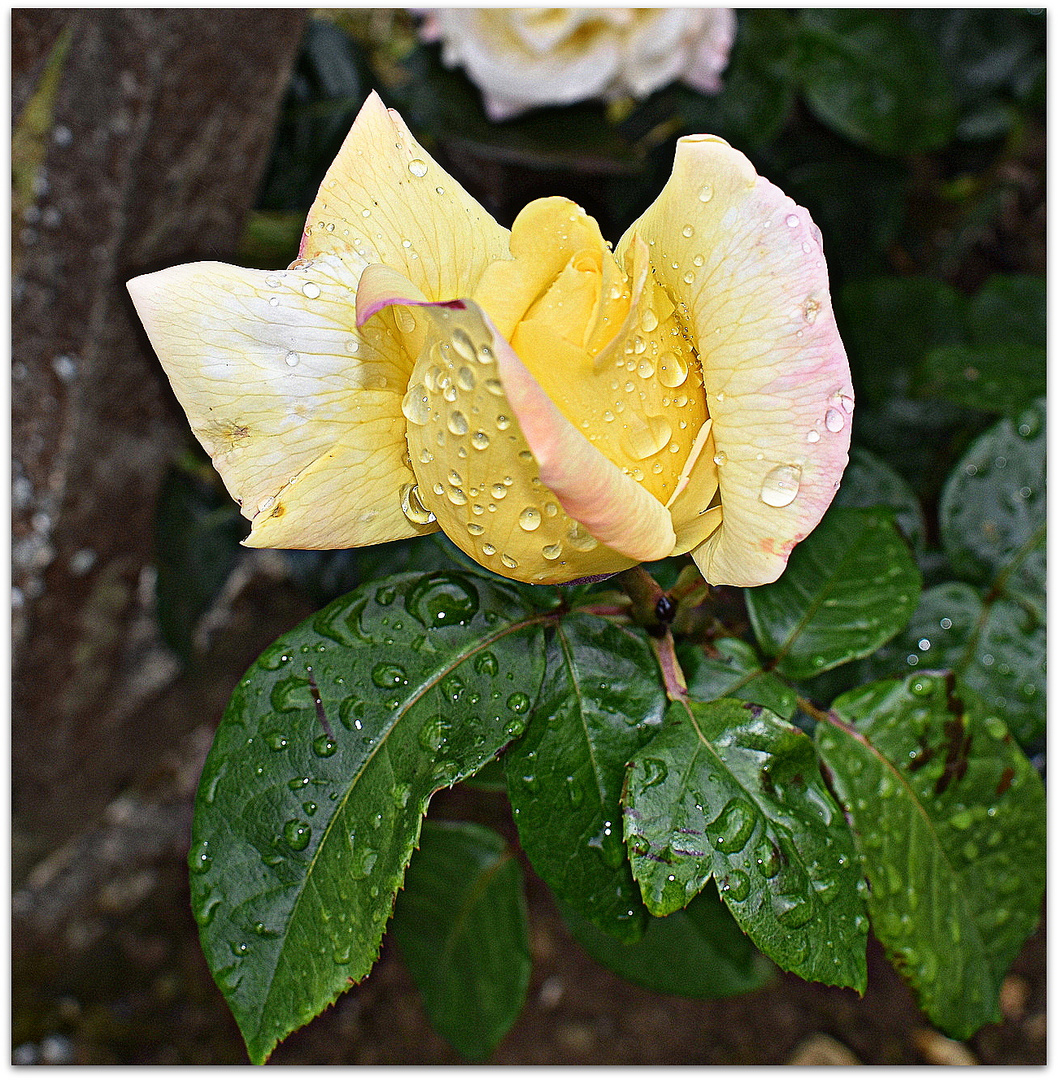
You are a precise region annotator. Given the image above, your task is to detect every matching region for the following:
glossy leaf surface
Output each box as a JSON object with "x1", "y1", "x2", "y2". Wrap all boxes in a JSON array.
[
  {"x1": 504, "y1": 614, "x2": 666, "y2": 941},
  {"x1": 818, "y1": 673, "x2": 1046, "y2": 1038},
  {"x1": 189, "y1": 572, "x2": 548, "y2": 1063},
  {"x1": 391, "y1": 820, "x2": 530, "y2": 1060},
  {"x1": 624, "y1": 698, "x2": 867, "y2": 990},
  {"x1": 746, "y1": 508, "x2": 921, "y2": 680}
]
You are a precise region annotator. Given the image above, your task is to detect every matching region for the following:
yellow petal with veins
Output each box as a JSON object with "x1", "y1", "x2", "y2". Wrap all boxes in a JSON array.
[
  {"x1": 299, "y1": 91, "x2": 511, "y2": 302},
  {"x1": 359, "y1": 277, "x2": 676, "y2": 583},
  {"x1": 617, "y1": 134, "x2": 852, "y2": 586},
  {"x1": 127, "y1": 256, "x2": 437, "y2": 548}
]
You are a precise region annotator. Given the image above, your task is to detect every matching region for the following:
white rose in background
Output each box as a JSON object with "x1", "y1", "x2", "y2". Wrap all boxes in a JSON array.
[{"x1": 417, "y1": 8, "x2": 736, "y2": 121}]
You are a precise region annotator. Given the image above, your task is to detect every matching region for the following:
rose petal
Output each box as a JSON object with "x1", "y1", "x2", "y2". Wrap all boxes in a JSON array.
[
  {"x1": 299, "y1": 91, "x2": 511, "y2": 301},
  {"x1": 617, "y1": 134, "x2": 853, "y2": 586},
  {"x1": 127, "y1": 257, "x2": 436, "y2": 548},
  {"x1": 361, "y1": 283, "x2": 676, "y2": 582}
]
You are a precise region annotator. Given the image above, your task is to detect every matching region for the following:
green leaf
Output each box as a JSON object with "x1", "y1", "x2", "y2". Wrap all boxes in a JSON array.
[
  {"x1": 154, "y1": 461, "x2": 248, "y2": 660},
  {"x1": 745, "y1": 508, "x2": 921, "y2": 679},
  {"x1": 189, "y1": 571, "x2": 549, "y2": 1064},
  {"x1": 679, "y1": 638, "x2": 797, "y2": 720},
  {"x1": 968, "y1": 275, "x2": 1045, "y2": 350},
  {"x1": 624, "y1": 699, "x2": 867, "y2": 990},
  {"x1": 504, "y1": 614, "x2": 666, "y2": 941},
  {"x1": 832, "y1": 446, "x2": 926, "y2": 552},
  {"x1": 837, "y1": 276, "x2": 967, "y2": 406},
  {"x1": 939, "y1": 400, "x2": 1045, "y2": 595},
  {"x1": 817, "y1": 673, "x2": 1046, "y2": 1038},
  {"x1": 391, "y1": 820, "x2": 529, "y2": 1060},
  {"x1": 849, "y1": 583, "x2": 1045, "y2": 748},
  {"x1": 562, "y1": 883, "x2": 775, "y2": 999},
  {"x1": 795, "y1": 10, "x2": 957, "y2": 157},
  {"x1": 915, "y1": 343, "x2": 1046, "y2": 416}
]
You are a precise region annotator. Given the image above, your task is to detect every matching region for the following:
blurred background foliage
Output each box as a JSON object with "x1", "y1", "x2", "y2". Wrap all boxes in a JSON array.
[{"x1": 162, "y1": 7, "x2": 1045, "y2": 753}]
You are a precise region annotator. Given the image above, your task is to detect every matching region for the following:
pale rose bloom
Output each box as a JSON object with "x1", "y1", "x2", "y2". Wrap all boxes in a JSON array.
[
  {"x1": 128, "y1": 93, "x2": 852, "y2": 587},
  {"x1": 418, "y1": 8, "x2": 736, "y2": 120}
]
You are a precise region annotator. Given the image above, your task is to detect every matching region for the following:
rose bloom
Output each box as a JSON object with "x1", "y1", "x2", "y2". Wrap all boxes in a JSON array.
[
  {"x1": 418, "y1": 7, "x2": 736, "y2": 121},
  {"x1": 128, "y1": 93, "x2": 852, "y2": 587}
]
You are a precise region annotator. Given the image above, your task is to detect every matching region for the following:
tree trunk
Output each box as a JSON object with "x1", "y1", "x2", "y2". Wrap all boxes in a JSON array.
[{"x1": 12, "y1": 9, "x2": 307, "y2": 872}]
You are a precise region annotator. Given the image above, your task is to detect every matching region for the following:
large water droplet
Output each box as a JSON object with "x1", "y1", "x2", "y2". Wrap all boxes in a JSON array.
[
  {"x1": 371, "y1": 662, "x2": 408, "y2": 689},
  {"x1": 518, "y1": 507, "x2": 541, "y2": 531},
  {"x1": 755, "y1": 840, "x2": 781, "y2": 879},
  {"x1": 698, "y1": 184, "x2": 713, "y2": 203},
  {"x1": 408, "y1": 158, "x2": 428, "y2": 178},
  {"x1": 401, "y1": 382, "x2": 430, "y2": 426},
  {"x1": 707, "y1": 798, "x2": 759, "y2": 853},
  {"x1": 283, "y1": 819, "x2": 312, "y2": 851},
  {"x1": 657, "y1": 351, "x2": 689, "y2": 388},
  {"x1": 284, "y1": 350, "x2": 300, "y2": 367},
  {"x1": 418, "y1": 714, "x2": 451, "y2": 752},
  {"x1": 640, "y1": 308, "x2": 659, "y2": 332},
  {"x1": 470, "y1": 431, "x2": 490, "y2": 450},
  {"x1": 759, "y1": 464, "x2": 802, "y2": 507},
  {"x1": 312, "y1": 734, "x2": 338, "y2": 757},
  {"x1": 447, "y1": 410, "x2": 469, "y2": 436},
  {"x1": 190, "y1": 839, "x2": 213, "y2": 874},
  {"x1": 625, "y1": 415, "x2": 673, "y2": 461},
  {"x1": 407, "y1": 573, "x2": 480, "y2": 628},
  {"x1": 639, "y1": 757, "x2": 668, "y2": 788},
  {"x1": 400, "y1": 483, "x2": 435, "y2": 525},
  {"x1": 824, "y1": 408, "x2": 845, "y2": 433},
  {"x1": 773, "y1": 893, "x2": 814, "y2": 927},
  {"x1": 450, "y1": 328, "x2": 478, "y2": 365},
  {"x1": 506, "y1": 691, "x2": 530, "y2": 714},
  {"x1": 722, "y1": 869, "x2": 751, "y2": 902},
  {"x1": 301, "y1": 282, "x2": 320, "y2": 299}
]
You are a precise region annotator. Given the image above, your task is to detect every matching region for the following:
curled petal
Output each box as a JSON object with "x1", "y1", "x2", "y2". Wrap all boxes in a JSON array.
[
  {"x1": 127, "y1": 258, "x2": 436, "y2": 548},
  {"x1": 617, "y1": 135, "x2": 853, "y2": 586},
  {"x1": 299, "y1": 91, "x2": 511, "y2": 301},
  {"x1": 361, "y1": 278, "x2": 676, "y2": 583}
]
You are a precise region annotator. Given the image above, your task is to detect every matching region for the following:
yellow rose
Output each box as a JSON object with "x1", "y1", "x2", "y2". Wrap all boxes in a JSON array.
[
  {"x1": 418, "y1": 8, "x2": 736, "y2": 121},
  {"x1": 128, "y1": 93, "x2": 853, "y2": 587}
]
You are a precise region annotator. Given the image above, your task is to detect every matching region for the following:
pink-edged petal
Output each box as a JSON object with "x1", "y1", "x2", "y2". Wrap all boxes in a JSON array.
[
  {"x1": 616, "y1": 134, "x2": 853, "y2": 586},
  {"x1": 493, "y1": 317, "x2": 676, "y2": 562},
  {"x1": 360, "y1": 290, "x2": 675, "y2": 583},
  {"x1": 127, "y1": 258, "x2": 437, "y2": 549},
  {"x1": 299, "y1": 91, "x2": 511, "y2": 301}
]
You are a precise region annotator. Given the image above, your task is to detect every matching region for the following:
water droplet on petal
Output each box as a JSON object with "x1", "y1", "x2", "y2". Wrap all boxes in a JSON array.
[
  {"x1": 399, "y1": 483, "x2": 435, "y2": 525},
  {"x1": 408, "y1": 158, "x2": 428, "y2": 178},
  {"x1": 470, "y1": 431, "x2": 490, "y2": 450},
  {"x1": 301, "y1": 282, "x2": 321, "y2": 299},
  {"x1": 518, "y1": 507, "x2": 541, "y2": 531},
  {"x1": 640, "y1": 308, "x2": 659, "y2": 332},
  {"x1": 759, "y1": 464, "x2": 802, "y2": 507},
  {"x1": 825, "y1": 408, "x2": 845, "y2": 433},
  {"x1": 698, "y1": 184, "x2": 713, "y2": 203},
  {"x1": 806, "y1": 429, "x2": 820, "y2": 443},
  {"x1": 542, "y1": 543, "x2": 562, "y2": 560},
  {"x1": 785, "y1": 214, "x2": 799, "y2": 227},
  {"x1": 500, "y1": 553, "x2": 519, "y2": 569},
  {"x1": 401, "y1": 383, "x2": 430, "y2": 425},
  {"x1": 284, "y1": 350, "x2": 300, "y2": 367},
  {"x1": 447, "y1": 410, "x2": 469, "y2": 436}
]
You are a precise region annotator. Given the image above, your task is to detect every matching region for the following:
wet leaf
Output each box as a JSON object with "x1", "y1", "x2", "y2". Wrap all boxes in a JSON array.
[
  {"x1": 391, "y1": 820, "x2": 529, "y2": 1060},
  {"x1": 504, "y1": 614, "x2": 666, "y2": 942},
  {"x1": 915, "y1": 343, "x2": 1045, "y2": 417},
  {"x1": 188, "y1": 571, "x2": 548, "y2": 1064},
  {"x1": 831, "y1": 446, "x2": 926, "y2": 552},
  {"x1": 745, "y1": 508, "x2": 921, "y2": 680},
  {"x1": 679, "y1": 638, "x2": 797, "y2": 720},
  {"x1": 939, "y1": 399, "x2": 1045, "y2": 597},
  {"x1": 795, "y1": 10, "x2": 957, "y2": 157},
  {"x1": 562, "y1": 883, "x2": 775, "y2": 999},
  {"x1": 818, "y1": 673, "x2": 1046, "y2": 1038},
  {"x1": 624, "y1": 698, "x2": 867, "y2": 990},
  {"x1": 849, "y1": 583, "x2": 1045, "y2": 748}
]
